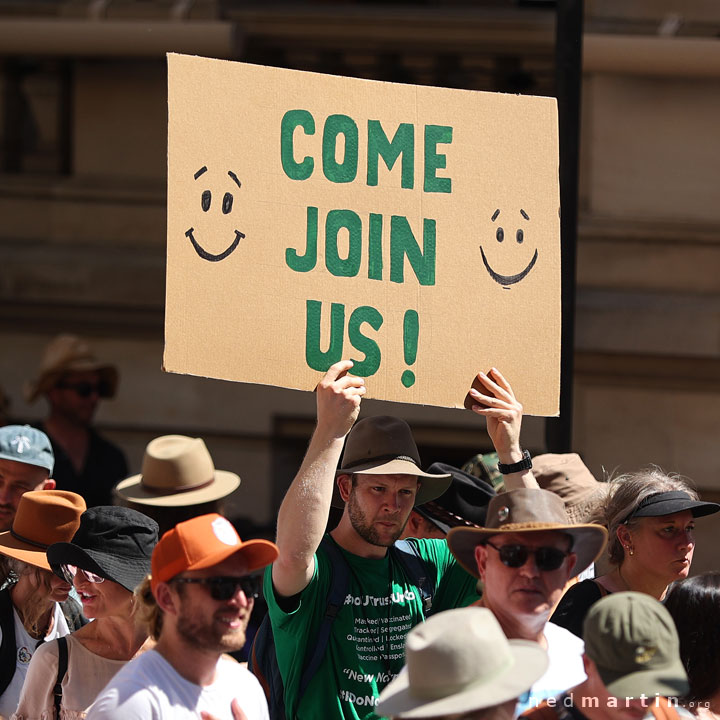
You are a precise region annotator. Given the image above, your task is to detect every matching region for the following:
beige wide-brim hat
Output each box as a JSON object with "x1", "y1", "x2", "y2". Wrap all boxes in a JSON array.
[
  {"x1": 115, "y1": 435, "x2": 240, "y2": 507},
  {"x1": 331, "y1": 415, "x2": 450, "y2": 508},
  {"x1": 0, "y1": 490, "x2": 86, "y2": 571},
  {"x1": 25, "y1": 334, "x2": 118, "y2": 403},
  {"x1": 447, "y1": 488, "x2": 608, "y2": 579},
  {"x1": 377, "y1": 606, "x2": 548, "y2": 718}
]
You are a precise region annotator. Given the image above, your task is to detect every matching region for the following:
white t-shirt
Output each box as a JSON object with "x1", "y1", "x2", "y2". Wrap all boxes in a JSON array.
[
  {"x1": 86, "y1": 649, "x2": 269, "y2": 720},
  {"x1": 514, "y1": 621, "x2": 587, "y2": 716},
  {"x1": 0, "y1": 602, "x2": 69, "y2": 717}
]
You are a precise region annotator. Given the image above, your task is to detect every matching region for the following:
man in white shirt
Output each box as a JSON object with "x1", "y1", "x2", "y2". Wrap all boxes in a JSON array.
[
  {"x1": 447, "y1": 487, "x2": 608, "y2": 716},
  {"x1": 87, "y1": 513, "x2": 279, "y2": 720}
]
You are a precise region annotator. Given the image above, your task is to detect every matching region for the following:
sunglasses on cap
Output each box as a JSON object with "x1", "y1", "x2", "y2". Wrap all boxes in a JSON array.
[
  {"x1": 60, "y1": 564, "x2": 105, "y2": 584},
  {"x1": 55, "y1": 380, "x2": 111, "y2": 398},
  {"x1": 170, "y1": 574, "x2": 262, "y2": 602},
  {"x1": 485, "y1": 540, "x2": 571, "y2": 572}
]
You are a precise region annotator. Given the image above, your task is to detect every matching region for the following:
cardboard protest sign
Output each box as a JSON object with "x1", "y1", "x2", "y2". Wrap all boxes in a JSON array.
[{"x1": 165, "y1": 53, "x2": 560, "y2": 415}]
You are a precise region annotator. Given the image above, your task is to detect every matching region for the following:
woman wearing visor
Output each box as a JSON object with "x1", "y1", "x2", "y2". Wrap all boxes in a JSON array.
[
  {"x1": 13, "y1": 506, "x2": 158, "y2": 719},
  {"x1": 552, "y1": 467, "x2": 720, "y2": 638}
]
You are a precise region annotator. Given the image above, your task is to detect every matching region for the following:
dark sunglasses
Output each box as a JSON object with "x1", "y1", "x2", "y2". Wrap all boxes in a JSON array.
[
  {"x1": 485, "y1": 540, "x2": 570, "y2": 572},
  {"x1": 171, "y1": 574, "x2": 262, "y2": 601},
  {"x1": 56, "y1": 380, "x2": 111, "y2": 398}
]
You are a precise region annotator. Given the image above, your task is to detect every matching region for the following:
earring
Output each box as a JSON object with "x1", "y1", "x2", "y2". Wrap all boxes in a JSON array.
[{"x1": 626, "y1": 546, "x2": 634, "y2": 556}]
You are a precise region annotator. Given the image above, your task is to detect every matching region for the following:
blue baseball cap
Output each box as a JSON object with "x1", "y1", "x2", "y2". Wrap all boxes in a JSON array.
[{"x1": 0, "y1": 425, "x2": 54, "y2": 474}]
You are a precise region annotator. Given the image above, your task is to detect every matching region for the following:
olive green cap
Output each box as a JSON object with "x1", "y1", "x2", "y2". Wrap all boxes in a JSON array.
[{"x1": 583, "y1": 591, "x2": 688, "y2": 700}]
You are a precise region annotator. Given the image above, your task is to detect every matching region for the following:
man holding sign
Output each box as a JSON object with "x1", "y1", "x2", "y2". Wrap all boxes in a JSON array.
[{"x1": 262, "y1": 361, "x2": 537, "y2": 720}]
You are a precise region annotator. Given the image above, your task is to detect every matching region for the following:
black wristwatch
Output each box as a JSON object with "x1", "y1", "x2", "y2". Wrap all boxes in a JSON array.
[{"x1": 497, "y1": 449, "x2": 532, "y2": 475}]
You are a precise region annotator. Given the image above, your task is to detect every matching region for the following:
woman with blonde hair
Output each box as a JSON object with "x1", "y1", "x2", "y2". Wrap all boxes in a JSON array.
[
  {"x1": 552, "y1": 467, "x2": 719, "y2": 638},
  {"x1": 13, "y1": 506, "x2": 158, "y2": 719},
  {"x1": 0, "y1": 491, "x2": 86, "y2": 716}
]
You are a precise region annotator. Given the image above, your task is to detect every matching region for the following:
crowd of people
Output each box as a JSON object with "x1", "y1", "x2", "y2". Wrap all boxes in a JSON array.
[{"x1": 0, "y1": 334, "x2": 718, "y2": 720}]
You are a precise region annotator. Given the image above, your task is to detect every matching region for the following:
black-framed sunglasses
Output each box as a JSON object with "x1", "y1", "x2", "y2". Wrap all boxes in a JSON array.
[
  {"x1": 171, "y1": 574, "x2": 262, "y2": 601},
  {"x1": 56, "y1": 380, "x2": 111, "y2": 398},
  {"x1": 485, "y1": 540, "x2": 570, "y2": 572}
]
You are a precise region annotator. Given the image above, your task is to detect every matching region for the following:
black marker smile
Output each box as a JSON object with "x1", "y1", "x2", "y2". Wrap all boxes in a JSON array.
[
  {"x1": 479, "y1": 246, "x2": 538, "y2": 286},
  {"x1": 185, "y1": 228, "x2": 245, "y2": 262}
]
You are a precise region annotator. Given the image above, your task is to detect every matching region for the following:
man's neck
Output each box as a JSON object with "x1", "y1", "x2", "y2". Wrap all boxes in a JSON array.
[
  {"x1": 330, "y1": 522, "x2": 390, "y2": 560},
  {"x1": 44, "y1": 413, "x2": 90, "y2": 473},
  {"x1": 155, "y1": 634, "x2": 222, "y2": 687},
  {"x1": 481, "y1": 598, "x2": 548, "y2": 645}
]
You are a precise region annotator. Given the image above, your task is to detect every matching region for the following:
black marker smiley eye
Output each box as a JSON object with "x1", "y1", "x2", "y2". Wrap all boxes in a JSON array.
[
  {"x1": 201, "y1": 190, "x2": 211, "y2": 212},
  {"x1": 516, "y1": 228, "x2": 524, "y2": 244},
  {"x1": 222, "y1": 192, "x2": 233, "y2": 215},
  {"x1": 496, "y1": 227, "x2": 504, "y2": 242}
]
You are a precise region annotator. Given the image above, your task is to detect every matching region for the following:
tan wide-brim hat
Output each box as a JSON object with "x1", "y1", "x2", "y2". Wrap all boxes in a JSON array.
[
  {"x1": 0, "y1": 490, "x2": 86, "y2": 571},
  {"x1": 25, "y1": 334, "x2": 118, "y2": 403},
  {"x1": 331, "y1": 415, "x2": 450, "y2": 508},
  {"x1": 377, "y1": 606, "x2": 548, "y2": 718},
  {"x1": 447, "y1": 488, "x2": 608, "y2": 579},
  {"x1": 115, "y1": 435, "x2": 241, "y2": 507}
]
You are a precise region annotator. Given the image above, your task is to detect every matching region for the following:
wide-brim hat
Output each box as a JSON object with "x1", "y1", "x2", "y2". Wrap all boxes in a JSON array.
[
  {"x1": 48, "y1": 506, "x2": 158, "y2": 593},
  {"x1": 25, "y1": 334, "x2": 118, "y2": 403},
  {"x1": 584, "y1": 592, "x2": 689, "y2": 700},
  {"x1": 331, "y1": 416, "x2": 450, "y2": 508},
  {"x1": 0, "y1": 490, "x2": 86, "y2": 571},
  {"x1": 151, "y1": 513, "x2": 279, "y2": 594},
  {"x1": 447, "y1": 488, "x2": 608, "y2": 579},
  {"x1": 532, "y1": 453, "x2": 606, "y2": 524},
  {"x1": 115, "y1": 435, "x2": 240, "y2": 507},
  {"x1": 415, "y1": 462, "x2": 496, "y2": 532},
  {"x1": 376, "y1": 606, "x2": 548, "y2": 718}
]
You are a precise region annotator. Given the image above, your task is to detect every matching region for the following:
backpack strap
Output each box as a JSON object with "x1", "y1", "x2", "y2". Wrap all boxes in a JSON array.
[
  {"x1": 0, "y1": 587, "x2": 17, "y2": 697},
  {"x1": 53, "y1": 636, "x2": 68, "y2": 720},
  {"x1": 297, "y1": 535, "x2": 350, "y2": 698},
  {"x1": 391, "y1": 539, "x2": 435, "y2": 615}
]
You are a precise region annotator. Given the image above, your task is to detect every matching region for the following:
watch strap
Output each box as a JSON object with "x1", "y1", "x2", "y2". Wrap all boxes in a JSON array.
[{"x1": 497, "y1": 449, "x2": 532, "y2": 475}]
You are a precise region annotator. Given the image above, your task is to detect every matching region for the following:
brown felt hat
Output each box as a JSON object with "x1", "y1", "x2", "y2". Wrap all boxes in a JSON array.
[
  {"x1": 115, "y1": 435, "x2": 240, "y2": 507},
  {"x1": 332, "y1": 416, "x2": 451, "y2": 508},
  {"x1": 0, "y1": 490, "x2": 86, "y2": 571},
  {"x1": 447, "y1": 488, "x2": 608, "y2": 579},
  {"x1": 25, "y1": 334, "x2": 119, "y2": 403}
]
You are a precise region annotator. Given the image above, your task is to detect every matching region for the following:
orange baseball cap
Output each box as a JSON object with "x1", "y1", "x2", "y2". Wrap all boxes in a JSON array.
[{"x1": 151, "y1": 513, "x2": 278, "y2": 594}]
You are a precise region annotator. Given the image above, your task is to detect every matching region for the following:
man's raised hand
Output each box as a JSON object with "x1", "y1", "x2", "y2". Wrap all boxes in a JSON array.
[
  {"x1": 467, "y1": 368, "x2": 523, "y2": 462},
  {"x1": 316, "y1": 360, "x2": 366, "y2": 440}
]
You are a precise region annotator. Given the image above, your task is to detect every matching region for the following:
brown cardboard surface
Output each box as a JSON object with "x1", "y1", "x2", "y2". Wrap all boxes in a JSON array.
[{"x1": 165, "y1": 54, "x2": 560, "y2": 415}]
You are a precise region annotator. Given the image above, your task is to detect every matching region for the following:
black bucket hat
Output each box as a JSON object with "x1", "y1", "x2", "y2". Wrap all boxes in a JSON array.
[{"x1": 48, "y1": 506, "x2": 159, "y2": 593}]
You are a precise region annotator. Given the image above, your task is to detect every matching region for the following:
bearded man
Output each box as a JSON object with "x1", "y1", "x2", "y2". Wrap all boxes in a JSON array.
[
  {"x1": 87, "y1": 513, "x2": 278, "y2": 719},
  {"x1": 265, "y1": 360, "x2": 538, "y2": 720}
]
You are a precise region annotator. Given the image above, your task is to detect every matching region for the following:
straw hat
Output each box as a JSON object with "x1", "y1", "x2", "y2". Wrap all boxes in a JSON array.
[
  {"x1": 25, "y1": 334, "x2": 118, "y2": 403},
  {"x1": 0, "y1": 490, "x2": 86, "y2": 571},
  {"x1": 115, "y1": 435, "x2": 240, "y2": 507},
  {"x1": 447, "y1": 488, "x2": 608, "y2": 579},
  {"x1": 332, "y1": 416, "x2": 450, "y2": 508},
  {"x1": 376, "y1": 606, "x2": 548, "y2": 718}
]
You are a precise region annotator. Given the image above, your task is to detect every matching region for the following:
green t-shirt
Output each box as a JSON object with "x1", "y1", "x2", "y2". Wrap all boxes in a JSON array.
[{"x1": 264, "y1": 535, "x2": 479, "y2": 720}]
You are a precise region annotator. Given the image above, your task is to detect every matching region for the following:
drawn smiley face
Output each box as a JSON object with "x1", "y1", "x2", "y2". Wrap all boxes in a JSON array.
[
  {"x1": 185, "y1": 166, "x2": 246, "y2": 262},
  {"x1": 479, "y1": 208, "x2": 538, "y2": 288}
]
